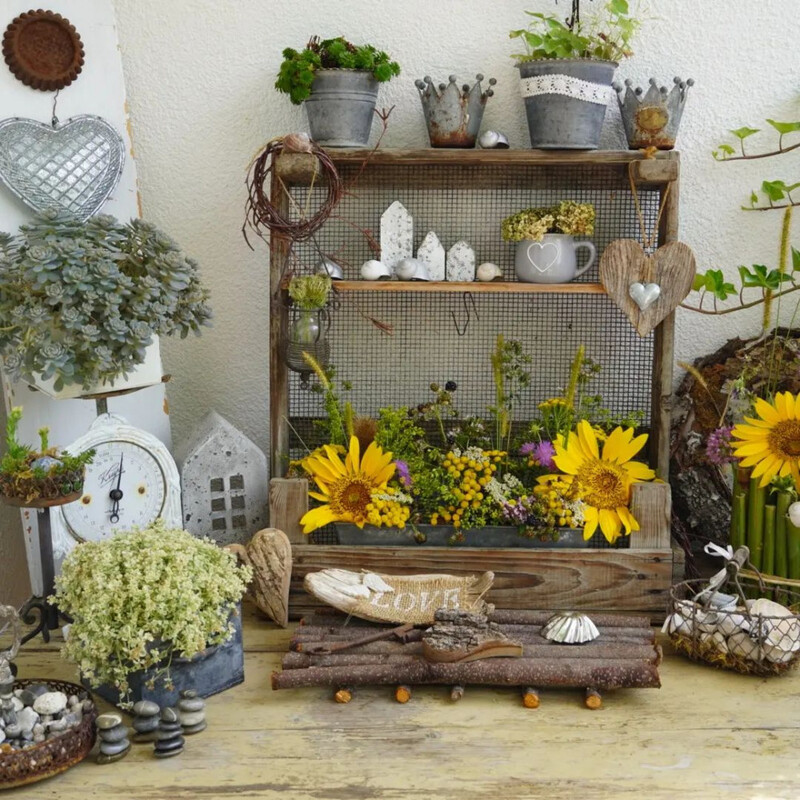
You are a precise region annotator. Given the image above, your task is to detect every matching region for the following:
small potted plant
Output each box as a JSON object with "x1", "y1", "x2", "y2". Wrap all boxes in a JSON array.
[
  {"x1": 0, "y1": 407, "x2": 94, "y2": 507},
  {"x1": 53, "y1": 520, "x2": 252, "y2": 708},
  {"x1": 275, "y1": 36, "x2": 400, "y2": 147},
  {"x1": 285, "y1": 273, "x2": 332, "y2": 379},
  {"x1": 509, "y1": 0, "x2": 639, "y2": 148},
  {"x1": 501, "y1": 201, "x2": 596, "y2": 283},
  {"x1": 0, "y1": 209, "x2": 212, "y2": 399}
]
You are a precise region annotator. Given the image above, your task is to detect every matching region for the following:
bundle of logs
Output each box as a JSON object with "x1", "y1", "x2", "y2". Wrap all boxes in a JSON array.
[{"x1": 272, "y1": 609, "x2": 662, "y2": 708}]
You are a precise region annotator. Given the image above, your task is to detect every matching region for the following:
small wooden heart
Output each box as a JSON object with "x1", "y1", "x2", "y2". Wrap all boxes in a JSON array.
[{"x1": 600, "y1": 240, "x2": 695, "y2": 337}]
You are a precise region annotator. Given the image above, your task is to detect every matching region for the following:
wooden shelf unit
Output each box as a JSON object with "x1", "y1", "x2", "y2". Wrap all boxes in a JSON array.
[{"x1": 269, "y1": 148, "x2": 682, "y2": 619}]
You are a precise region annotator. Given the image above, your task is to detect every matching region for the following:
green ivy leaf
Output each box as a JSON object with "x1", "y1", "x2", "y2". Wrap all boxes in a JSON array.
[
  {"x1": 692, "y1": 272, "x2": 707, "y2": 292},
  {"x1": 730, "y1": 127, "x2": 760, "y2": 140},
  {"x1": 766, "y1": 119, "x2": 800, "y2": 135},
  {"x1": 792, "y1": 247, "x2": 800, "y2": 271},
  {"x1": 712, "y1": 143, "x2": 736, "y2": 160},
  {"x1": 750, "y1": 191, "x2": 759, "y2": 207},
  {"x1": 704, "y1": 269, "x2": 736, "y2": 300},
  {"x1": 762, "y1": 180, "x2": 789, "y2": 202},
  {"x1": 609, "y1": 0, "x2": 629, "y2": 13}
]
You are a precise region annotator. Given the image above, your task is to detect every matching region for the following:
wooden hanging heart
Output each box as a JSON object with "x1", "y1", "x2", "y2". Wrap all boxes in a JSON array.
[
  {"x1": 225, "y1": 528, "x2": 292, "y2": 628},
  {"x1": 599, "y1": 239, "x2": 696, "y2": 337}
]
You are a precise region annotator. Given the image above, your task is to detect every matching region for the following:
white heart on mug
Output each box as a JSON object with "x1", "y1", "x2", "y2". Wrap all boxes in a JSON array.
[
  {"x1": 526, "y1": 241, "x2": 559, "y2": 273},
  {"x1": 629, "y1": 281, "x2": 661, "y2": 310}
]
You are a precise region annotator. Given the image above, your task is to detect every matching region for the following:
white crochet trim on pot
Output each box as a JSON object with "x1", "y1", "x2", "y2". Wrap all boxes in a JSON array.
[{"x1": 520, "y1": 74, "x2": 612, "y2": 105}]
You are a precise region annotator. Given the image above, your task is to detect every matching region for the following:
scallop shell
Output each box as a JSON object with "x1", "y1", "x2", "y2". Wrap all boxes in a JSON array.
[
  {"x1": 476, "y1": 262, "x2": 503, "y2": 282},
  {"x1": 541, "y1": 612, "x2": 599, "y2": 644},
  {"x1": 727, "y1": 630, "x2": 762, "y2": 661},
  {"x1": 747, "y1": 598, "x2": 800, "y2": 656},
  {"x1": 360, "y1": 259, "x2": 391, "y2": 280},
  {"x1": 662, "y1": 612, "x2": 693, "y2": 637},
  {"x1": 716, "y1": 612, "x2": 749, "y2": 637}
]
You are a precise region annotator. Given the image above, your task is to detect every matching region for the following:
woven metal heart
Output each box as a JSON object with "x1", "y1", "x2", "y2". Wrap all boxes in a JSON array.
[{"x1": 0, "y1": 115, "x2": 125, "y2": 221}]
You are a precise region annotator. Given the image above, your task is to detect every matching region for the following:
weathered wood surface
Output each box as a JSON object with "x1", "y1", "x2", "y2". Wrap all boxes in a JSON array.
[
  {"x1": 630, "y1": 482, "x2": 672, "y2": 549},
  {"x1": 290, "y1": 545, "x2": 674, "y2": 619},
  {"x1": 269, "y1": 478, "x2": 308, "y2": 544},
  {"x1": 11, "y1": 602, "x2": 800, "y2": 800}
]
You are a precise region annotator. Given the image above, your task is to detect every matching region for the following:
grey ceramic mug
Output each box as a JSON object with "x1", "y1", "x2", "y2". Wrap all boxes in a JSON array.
[{"x1": 514, "y1": 234, "x2": 597, "y2": 284}]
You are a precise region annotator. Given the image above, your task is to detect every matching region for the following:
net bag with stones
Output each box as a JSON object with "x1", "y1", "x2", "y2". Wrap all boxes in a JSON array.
[
  {"x1": 665, "y1": 546, "x2": 800, "y2": 676},
  {"x1": 0, "y1": 680, "x2": 97, "y2": 789}
]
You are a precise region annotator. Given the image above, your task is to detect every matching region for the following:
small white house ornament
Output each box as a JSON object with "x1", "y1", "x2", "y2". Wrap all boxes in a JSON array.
[{"x1": 175, "y1": 411, "x2": 268, "y2": 547}]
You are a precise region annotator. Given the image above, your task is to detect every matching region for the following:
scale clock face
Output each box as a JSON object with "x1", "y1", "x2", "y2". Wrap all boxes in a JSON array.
[
  {"x1": 62, "y1": 440, "x2": 167, "y2": 542},
  {"x1": 50, "y1": 414, "x2": 182, "y2": 556}
]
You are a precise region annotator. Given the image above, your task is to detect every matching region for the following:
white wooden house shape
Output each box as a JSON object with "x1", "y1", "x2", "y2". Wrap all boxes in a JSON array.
[{"x1": 175, "y1": 411, "x2": 268, "y2": 546}]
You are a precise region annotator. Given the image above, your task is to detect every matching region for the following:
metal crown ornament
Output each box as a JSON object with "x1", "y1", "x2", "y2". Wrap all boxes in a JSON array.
[
  {"x1": 415, "y1": 73, "x2": 496, "y2": 148},
  {"x1": 613, "y1": 77, "x2": 694, "y2": 150}
]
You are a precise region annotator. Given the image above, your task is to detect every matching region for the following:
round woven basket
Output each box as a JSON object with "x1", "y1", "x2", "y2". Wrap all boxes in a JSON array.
[
  {"x1": 667, "y1": 578, "x2": 800, "y2": 677},
  {"x1": 0, "y1": 679, "x2": 96, "y2": 789}
]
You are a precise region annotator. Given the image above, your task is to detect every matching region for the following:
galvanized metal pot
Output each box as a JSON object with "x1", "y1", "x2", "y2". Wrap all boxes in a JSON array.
[
  {"x1": 304, "y1": 69, "x2": 379, "y2": 147},
  {"x1": 516, "y1": 59, "x2": 617, "y2": 149},
  {"x1": 83, "y1": 607, "x2": 244, "y2": 710},
  {"x1": 514, "y1": 234, "x2": 596, "y2": 284}
]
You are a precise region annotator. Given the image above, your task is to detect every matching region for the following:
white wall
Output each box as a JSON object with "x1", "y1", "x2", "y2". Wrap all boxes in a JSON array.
[
  {"x1": 0, "y1": 0, "x2": 171, "y2": 598},
  {"x1": 111, "y1": 0, "x2": 800, "y2": 457}
]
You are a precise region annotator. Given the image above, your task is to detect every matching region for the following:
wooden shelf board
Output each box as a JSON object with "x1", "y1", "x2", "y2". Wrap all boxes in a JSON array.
[{"x1": 333, "y1": 281, "x2": 607, "y2": 295}]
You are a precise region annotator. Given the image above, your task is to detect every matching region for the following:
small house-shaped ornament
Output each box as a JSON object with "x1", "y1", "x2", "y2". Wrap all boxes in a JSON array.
[{"x1": 175, "y1": 411, "x2": 268, "y2": 546}]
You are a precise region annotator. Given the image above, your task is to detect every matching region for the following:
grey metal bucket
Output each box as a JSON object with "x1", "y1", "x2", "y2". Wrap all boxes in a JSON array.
[
  {"x1": 517, "y1": 59, "x2": 617, "y2": 149},
  {"x1": 82, "y1": 607, "x2": 244, "y2": 710},
  {"x1": 304, "y1": 69, "x2": 379, "y2": 147}
]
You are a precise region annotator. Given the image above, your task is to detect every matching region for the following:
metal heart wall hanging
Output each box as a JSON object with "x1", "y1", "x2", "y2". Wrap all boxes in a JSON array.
[
  {"x1": 599, "y1": 239, "x2": 695, "y2": 337},
  {"x1": 0, "y1": 115, "x2": 125, "y2": 220}
]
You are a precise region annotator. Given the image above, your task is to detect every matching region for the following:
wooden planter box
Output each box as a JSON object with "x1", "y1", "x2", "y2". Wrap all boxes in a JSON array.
[{"x1": 272, "y1": 478, "x2": 679, "y2": 622}]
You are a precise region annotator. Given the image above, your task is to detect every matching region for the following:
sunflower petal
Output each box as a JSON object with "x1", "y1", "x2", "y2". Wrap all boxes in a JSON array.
[
  {"x1": 623, "y1": 461, "x2": 656, "y2": 482},
  {"x1": 345, "y1": 436, "x2": 361, "y2": 472},
  {"x1": 583, "y1": 506, "x2": 599, "y2": 540},
  {"x1": 755, "y1": 397, "x2": 781, "y2": 424},
  {"x1": 577, "y1": 420, "x2": 600, "y2": 459},
  {"x1": 322, "y1": 446, "x2": 348, "y2": 475},
  {"x1": 598, "y1": 509, "x2": 622, "y2": 544},
  {"x1": 300, "y1": 504, "x2": 337, "y2": 533}
]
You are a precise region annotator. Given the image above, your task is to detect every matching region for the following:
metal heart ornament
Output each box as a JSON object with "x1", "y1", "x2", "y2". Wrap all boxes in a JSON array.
[
  {"x1": 629, "y1": 281, "x2": 661, "y2": 310},
  {"x1": 0, "y1": 115, "x2": 125, "y2": 220},
  {"x1": 599, "y1": 239, "x2": 695, "y2": 337}
]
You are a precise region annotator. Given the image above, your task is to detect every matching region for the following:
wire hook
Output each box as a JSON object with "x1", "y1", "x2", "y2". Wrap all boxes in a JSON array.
[
  {"x1": 51, "y1": 89, "x2": 60, "y2": 128},
  {"x1": 450, "y1": 292, "x2": 478, "y2": 336}
]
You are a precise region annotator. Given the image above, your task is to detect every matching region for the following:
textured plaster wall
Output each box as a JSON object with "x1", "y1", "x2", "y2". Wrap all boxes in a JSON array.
[{"x1": 113, "y1": 0, "x2": 800, "y2": 458}]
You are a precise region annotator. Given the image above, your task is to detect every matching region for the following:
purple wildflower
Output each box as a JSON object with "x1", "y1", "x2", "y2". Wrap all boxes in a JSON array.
[
  {"x1": 394, "y1": 459, "x2": 412, "y2": 487},
  {"x1": 707, "y1": 426, "x2": 736, "y2": 466},
  {"x1": 531, "y1": 441, "x2": 556, "y2": 470},
  {"x1": 519, "y1": 442, "x2": 537, "y2": 456}
]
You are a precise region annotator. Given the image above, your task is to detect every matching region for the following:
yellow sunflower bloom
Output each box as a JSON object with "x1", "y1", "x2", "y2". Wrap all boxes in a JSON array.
[
  {"x1": 731, "y1": 392, "x2": 800, "y2": 488},
  {"x1": 539, "y1": 420, "x2": 655, "y2": 544},
  {"x1": 299, "y1": 436, "x2": 395, "y2": 533}
]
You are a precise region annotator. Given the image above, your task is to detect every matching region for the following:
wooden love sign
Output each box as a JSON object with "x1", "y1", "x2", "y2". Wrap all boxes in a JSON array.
[{"x1": 599, "y1": 240, "x2": 696, "y2": 337}]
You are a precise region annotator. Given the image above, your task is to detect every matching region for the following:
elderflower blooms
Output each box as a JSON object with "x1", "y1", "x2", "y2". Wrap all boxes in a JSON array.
[{"x1": 53, "y1": 520, "x2": 251, "y2": 695}]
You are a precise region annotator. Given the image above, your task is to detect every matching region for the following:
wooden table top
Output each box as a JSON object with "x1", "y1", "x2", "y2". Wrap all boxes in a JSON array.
[{"x1": 8, "y1": 604, "x2": 800, "y2": 800}]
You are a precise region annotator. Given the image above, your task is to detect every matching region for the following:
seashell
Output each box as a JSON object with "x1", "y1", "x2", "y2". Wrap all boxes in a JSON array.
[
  {"x1": 696, "y1": 590, "x2": 738, "y2": 610},
  {"x1": 788, "y1": 501, "x2": 800, "y2": 527},
  {"x1": 716, "y1": 612, "x2": 749, "y2": 637},
  {"x1": 360, "y1": 259, "x2": 391, "y2": 280},
  {"x1": 478, "y1": 130, "x2": 510, "y2": 149},
  {"x1": 362, "y1": 572, "x2": 394, "y2": 593},
  {"x1": 747, "y1": 598, "x2": 800, "y2": 654},
  {"x1": 283, "y1": 132, "x2": 313, "y2": 153},
  {"x1": 395, "y1": 257, "x2": 422, "y2": 280},
  {"x1": 710, "y1": 630, "x2": 729, "y2": 654},
  {"x1": 476, "y1": 262, "x2": 503, "y2": 282},
  {"x1": 315, "y1": 257, "x2": 343, "y2": 280},
  {"x1": 662, "y1": 612, "x2": 693, "y2": 637},
  {"x1": 674, "y1": 600, "x2": 717, "y2": 630},
  {"x1": 727, "y1": 631, "x2": 762, "y2": 661},
  {"x1": 542, "y1": 612, "x2": 599, "y2": 644}
]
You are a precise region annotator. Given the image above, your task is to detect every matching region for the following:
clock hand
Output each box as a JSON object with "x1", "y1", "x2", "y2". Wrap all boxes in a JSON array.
[{"x1": 109, "y1": 453, "x2": 124, "y2": 524}]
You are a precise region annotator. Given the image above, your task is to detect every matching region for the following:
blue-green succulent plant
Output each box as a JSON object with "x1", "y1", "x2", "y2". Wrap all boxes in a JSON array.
[{"x1": 0, "y1": 210, "x2": 212, "y2": 391}]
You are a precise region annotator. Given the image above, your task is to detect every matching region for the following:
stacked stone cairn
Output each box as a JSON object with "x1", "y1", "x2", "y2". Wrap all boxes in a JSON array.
[
  {"x1": 95, "y1": 712, "x2": 131, "y2": 764},
  {"x1": 131, "y1": 699, "x2": 160, "y2": 743},
  {"x1": 154, "y1": 707, "x2": 184, "y2": 758},
  {"x1": 177, "y1": 689, "x2": 206, "y2": 735},
  {"x1": 0, "y1": 679, "x2": 92, "y2": 753}
]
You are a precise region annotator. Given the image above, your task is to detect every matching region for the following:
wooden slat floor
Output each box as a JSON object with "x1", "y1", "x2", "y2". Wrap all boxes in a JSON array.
[{"x1": 8, "y1": 604, "x2": 800, "y2": 800}]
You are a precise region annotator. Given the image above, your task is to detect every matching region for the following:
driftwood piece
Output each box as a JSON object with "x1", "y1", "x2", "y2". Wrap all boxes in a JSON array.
[
  {"x1": 271, "y1": 657, "x2": 661, "y2": 691},
  {"x1": 422, "y1": 609, "x2": 523, "y2": 663},
  {"x1": 302, "y1": 623, "x2": 415, "y2": 655},
  {"x1": 226, "y1": 528, "x2": 292, "y2": 627}
]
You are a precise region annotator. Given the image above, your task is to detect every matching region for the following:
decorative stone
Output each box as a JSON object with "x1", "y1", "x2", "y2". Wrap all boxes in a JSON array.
[
  {"x1": 32, "y1": 691, "x2": 67, "y2": 715},
  {"x1": 31, "y1": 455, "x2": 62, "y2": 472},
  {"x1": 177, "y1": 691, "x2": 204, "y2": 713},
  {"x1": 416, "y1": 231, "x2": 446, "y2": 281},
  {"x1": 132, "y1": 715, "x2": 159, "y2": 733},
  {"x1": 24, "y1": 684, "x2": 49, "y2": 699},
  {"x1": 178, "y1": 689, "x2": 206, "y2": 735},
  {"x1": 64, "y1": 709, "x2": 82, "y2": 727},
  {"x1": 99, "y1": 737, "x2": 130, "y2": 756},
  {"x1": 95, "y1": 712, "x2": 122, "y2": 730},
  {"x1": 380, "y1": 200, "x2": 413, "y2": 273},
  {"x1": 5, "y1": 723, "x2": 20, "y2": 738},
  {"x1": 98, "y1": 722, "x2": 127, "y2": 742},
  {"x1": 10, "y1": 697, "x2": 23, "y2": 712},
  {"x1": 132, "y1": 700, "x2": 160, "y2": 717},
  {"x1": 446, "y1": 240, "x2": 476, "y2": 282},
  {"x1": 47, "y1": 717, "x2": 67, "y2": 732},
  {"x1": 0, "y1": 729, "x2": 5, "y2": 744},
  {"x1": 178, "y1": 710, "x2": 205, "y2": 728},
  {"x1": 81, "y1": 698, "x2": 94, "y2": 713},
  {"x1": 97, "y1": 746, "x2": 131, "y2": 765},
  {"x1": 15, "y1": 707, "x2": 38, "y2": 731},
  {"x1": 160, "y1": 707, "x2": 178, "y2": 725},
  {"x1": 68, "y1": 694, "x2": 79, "y2": 707},
  {"x1": 154, "y1": 707, "x2": 184, "y2": 758}
]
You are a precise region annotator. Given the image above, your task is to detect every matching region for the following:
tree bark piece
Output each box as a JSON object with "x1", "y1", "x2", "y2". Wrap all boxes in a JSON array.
[
  {"x1": 422, "y1": 609, "x2": 523, "y2": 663},
  {"x1": 226, "y1": 528, "x2": 292, "y2": 627}
]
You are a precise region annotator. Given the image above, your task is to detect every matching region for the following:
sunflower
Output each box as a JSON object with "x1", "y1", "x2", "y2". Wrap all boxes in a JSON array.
[
  {"x1": 300, "y1": 436, "x2": 396, "y2": 533},
  {"x1": 539, "y1": 420, "x2": 655, "y2": 543},
  {"x1": 731, "y1": 392, "x2": 800, "y2": 487}
]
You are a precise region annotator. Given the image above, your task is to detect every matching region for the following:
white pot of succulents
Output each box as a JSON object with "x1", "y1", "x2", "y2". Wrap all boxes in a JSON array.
[{"x1": 0, "y1": 210, "x2": 212, "y2": 399}]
